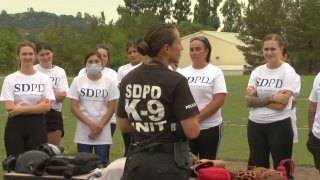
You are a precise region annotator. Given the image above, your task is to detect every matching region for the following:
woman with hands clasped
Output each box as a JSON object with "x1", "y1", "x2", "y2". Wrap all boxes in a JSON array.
[
  {"x1": 67, "y1": 50, "x2": 119, "y2": 166},
  {"x1": 78, "y1": 44, "x2": 118, "y2": 137}
]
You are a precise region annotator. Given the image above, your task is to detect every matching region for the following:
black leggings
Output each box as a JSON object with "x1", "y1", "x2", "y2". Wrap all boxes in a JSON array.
[
  {"x1": 307, "y1": 132, "x2": 320, "y2": 170},
  {"x1": 247, "y1": 118, "x2": 293, "y2": 177},
  {"x1": 111, "y1": 123, "x2": 116, "y2": 136},
  {"x1": 5, "y1": 114, "x2": 47, "y2": 157},
  {"x1": 189, "y1": 124, "x2": 223, "y2": 160},
  {"x1": 122, "y1": 132, "x2": 132, "y2": 157}
]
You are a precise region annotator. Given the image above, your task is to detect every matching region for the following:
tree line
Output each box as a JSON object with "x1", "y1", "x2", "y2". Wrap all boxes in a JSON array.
[{"x1": 0, "y1": 0, "x2": 319, "y2": 75}]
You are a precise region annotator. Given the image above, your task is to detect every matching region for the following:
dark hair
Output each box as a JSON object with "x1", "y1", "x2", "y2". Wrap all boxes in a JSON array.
[
  {"x1": 137, "y1": 23, "x2": 176, "y2": 58},
  {"x1": 282, "y1": 47, "x2": 289, "y2": 60},
  {"x1": 17, "y1": 41, "x2": 36, "y2": 55},
  {"x1": 126, "y1": 41, "x2": 137, "y2": 53},
  {"x1": 126, "y1": 38, "x2": 143, "y2": 53},
  {"x1": 190, "y1": 36, "x2": 212, "y2": 62},
  {"x1": 94, "y1": 44, "x2": 110, "y2": 61},
  {"x1": 84, "y1": 50, "x2": 102, "y2": 65},
  {"x1": 282, "y1": 47, "x2": 286, "y2": 56},
  {"x1": 262, "y1": 34, "x2": 284, "y2": 48},
  {"x1": 35, "y1": 42, "x2": 53, "y2": 54}
]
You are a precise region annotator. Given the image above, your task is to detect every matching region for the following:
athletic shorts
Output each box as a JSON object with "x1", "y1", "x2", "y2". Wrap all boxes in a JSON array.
[
  {"x1": 307, "y1": 132, "x2": 320, "y2": 170},
  {"x1": 45, "y1": 109, "x2": 64, "y2": 137}
]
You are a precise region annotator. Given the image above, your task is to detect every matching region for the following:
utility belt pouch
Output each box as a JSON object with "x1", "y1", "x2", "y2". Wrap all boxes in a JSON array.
[
  {"x1": 171, "y1": 123, "x2": 187, "y2": 141},
  {"x1": 173, "y1": 140, "x2": 189, "y2": 169}
]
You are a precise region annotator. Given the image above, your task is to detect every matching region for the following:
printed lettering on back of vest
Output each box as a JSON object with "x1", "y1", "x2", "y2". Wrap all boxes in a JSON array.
[{"x1": 125, "y1": 84, "x2": 167, "y2": 133}]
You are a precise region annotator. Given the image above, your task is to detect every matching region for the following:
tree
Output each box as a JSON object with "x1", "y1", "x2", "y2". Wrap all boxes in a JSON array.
[
  {"x1": 37, "y1": 21, "x2": 87, "y2": 75},
  {"x1": 194, "y1": 0, "x2": 209, "y2": 25},
  {"x1": 237, "y1": 0, "x2": 320, "y2": 73},
  {"x1": 115, "y1": 14, "x2": 140, "y2": 40},
  {"x1": 173, "y1": 0, "x2": 192, "y2": 22},
  {"x1": 176, "y1": 21, "x2": 204, "y2": 37},
  {"x1": 115, "y1": 11, "x2": 162, "y2": 40},
  {"x1": 76, "y1": 12, "x2": 82, "y2": 19},
  {"x1": 193, "y1": 0, "x2": 222, "y2": 30},
  {"x1": 284, "y1": 0, "x2": 320, "y2": 74},
  {"x1": 237, "y1": 0, "x2": 286, "y2": 69},
  {"x1": 220, "y1": 0, "x2": 244, "y2": 32},
  {"x1": 27, "y1": 7, "x2": 35, "y2": 13},
  {"x1": 1, "y1": 10, "x2": 7, "y2": 16},
  {"x1": 0, "y1": 29, "x2": 21, "y2": 74},
  {"x1": 157, "y1": 0, "x2": 173, "y2": 21},
  {"x1": 117, "y1": 0, "x2": 172, "y2": 21},
  {"x1": 117, "y1": 0, "x2": 143, "y2": 17}
]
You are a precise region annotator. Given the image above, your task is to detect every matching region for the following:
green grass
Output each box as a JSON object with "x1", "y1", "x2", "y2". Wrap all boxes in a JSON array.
[
  {"x1": 0, "y1": 75, "x2": 317, "y2": 177},
  {"x1": 219, "y1": 75, "x2": 315, "y2": 167}
]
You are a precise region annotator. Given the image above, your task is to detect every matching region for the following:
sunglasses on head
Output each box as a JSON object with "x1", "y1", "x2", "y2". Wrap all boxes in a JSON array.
[{"x1": 190, "y1": 36, "x2": 210, "y2": 48}]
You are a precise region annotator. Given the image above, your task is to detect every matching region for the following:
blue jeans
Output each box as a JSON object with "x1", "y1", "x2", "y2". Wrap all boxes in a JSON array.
[{"x1": 77, "y1": 143, "x2": 110, "y2": 163}]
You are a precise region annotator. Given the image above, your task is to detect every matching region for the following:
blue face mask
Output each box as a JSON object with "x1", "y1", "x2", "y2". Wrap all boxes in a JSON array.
[{"x1": 86, "y1": 64, "x2": 102, "y2": 75}]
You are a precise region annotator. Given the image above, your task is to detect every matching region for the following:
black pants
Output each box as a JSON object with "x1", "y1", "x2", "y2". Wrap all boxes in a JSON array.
[
  {"x1": 111, "y1": 123, "x2": 116, "y2": 136},
  {"x1": 307, "y1": 132, "x2": 320, "y2": 170},
  {"x1": 5, "y1": 114, "x2": 47, "y2": 157},
  {"x1": 247, "y1": 118, "x2": 293, "y2": 177},
  {"x1": 122, "y1": 144, "x2": 189, "y2": 180},
  {"x1": 189, "y1": 124, "x2": 223, "y2": 160},
  {"x1": 122, "y1": 132, "x2": 132, "y2": 157}
]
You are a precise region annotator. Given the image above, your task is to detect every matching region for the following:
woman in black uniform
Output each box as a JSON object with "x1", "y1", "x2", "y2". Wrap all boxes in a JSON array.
[{"x1": 117, "y1": 23, "x2": 200, "y2": 180}]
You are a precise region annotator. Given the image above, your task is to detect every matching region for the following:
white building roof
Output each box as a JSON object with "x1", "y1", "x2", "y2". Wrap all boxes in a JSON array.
[{"x1": 182, "y1": 30, "x2": 246, "y2": 46}]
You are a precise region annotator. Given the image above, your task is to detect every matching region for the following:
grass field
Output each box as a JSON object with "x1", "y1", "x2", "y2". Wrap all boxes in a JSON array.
[
  {"x1": 0, "y1": 75, "x2": 317, "y2": 176},
  {"x1": 219, "y1": 75, "x2": 315, "y2": 167}
]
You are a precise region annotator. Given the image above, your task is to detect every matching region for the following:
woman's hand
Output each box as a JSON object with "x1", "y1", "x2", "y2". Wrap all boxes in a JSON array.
[
  {"x1": 88, "y1": 121, "x2": 100, "y2": 132},
  {"x1": 88, "y1": 125, "x2": 102, "y2": 140},
  {"x1": 38, "y1": 98, "x2": 51, "y2": 112},
  {"x1": 273, "y1": 91, "x2": 290, "y2": 105},
  {"x1": 246, "y1": 87, "x2": 257, "y2": 96},
  {"x1": 7, "y1": 105, "x2": 21, "y2": 117},
  {"x1": 55, "y1": 91, "x2": 67, "y2": 102}
]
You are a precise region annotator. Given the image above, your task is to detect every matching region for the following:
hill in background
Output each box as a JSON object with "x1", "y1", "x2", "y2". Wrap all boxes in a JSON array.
[{"x1": 0, "y1": 9, "x2": 94, "y2": 37}]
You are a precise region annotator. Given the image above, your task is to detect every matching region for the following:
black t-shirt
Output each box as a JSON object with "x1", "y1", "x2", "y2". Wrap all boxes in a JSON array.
[{"x1": 117, "y1": 63, "x2": 199, "y2": 142}]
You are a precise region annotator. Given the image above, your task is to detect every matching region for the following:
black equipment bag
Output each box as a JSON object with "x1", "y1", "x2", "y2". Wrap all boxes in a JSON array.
[{"x1": 31, "y1": 152, "x2": 102, "y2": 178}]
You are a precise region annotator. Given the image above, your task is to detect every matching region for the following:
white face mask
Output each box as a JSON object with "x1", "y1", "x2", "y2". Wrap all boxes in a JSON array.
[{"x1": 86, "y1": 64, "x2": 102, "y2": 75}]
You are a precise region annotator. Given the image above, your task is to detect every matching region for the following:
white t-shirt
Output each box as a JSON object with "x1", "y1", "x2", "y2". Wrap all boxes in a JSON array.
[
  {"x1": 309, "y1": 73, "x2": 320, "y2": 139},
  {"x1": 0, "y1": 71, "x2": 55, "y2": 105},
  {"x1": 79, "y1": 67, "x2": 118, "y2": 124},
  {"x1": 291, "y1": 74, "x2": 301, "y2": 143},
  {"x1": 34, "y1": 64, "x2": 69, "y2": 112},
  {"x1": 117, "y1": 63, "x2": 141, "y2": 83},
  {"x1": 67, "y1": 75, "x2": 119, "y2": 145},
  {"x1": 293, "y1": 73, "x2": 301, "y2": 97},
  {"x1": 176, "y1": 68, "x2": 183, "y2": 73},
  {"x1": 247, "y1": 63, "x2": 297, "y2": 123},
  {"x1": 181, "y1": 64, "x2": 227, "y2": 130}
]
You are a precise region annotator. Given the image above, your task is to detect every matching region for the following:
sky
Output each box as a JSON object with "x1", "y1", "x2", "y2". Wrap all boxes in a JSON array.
[
  {"x1": 1, "y1": 0, "x2": 124, "y2": 21},
  {"x1": 1, "y1": 0, "x2": 199, "y2": 22},
  {"x1": 1, "y1": 0, "x2": 248, "y2": 29}
]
